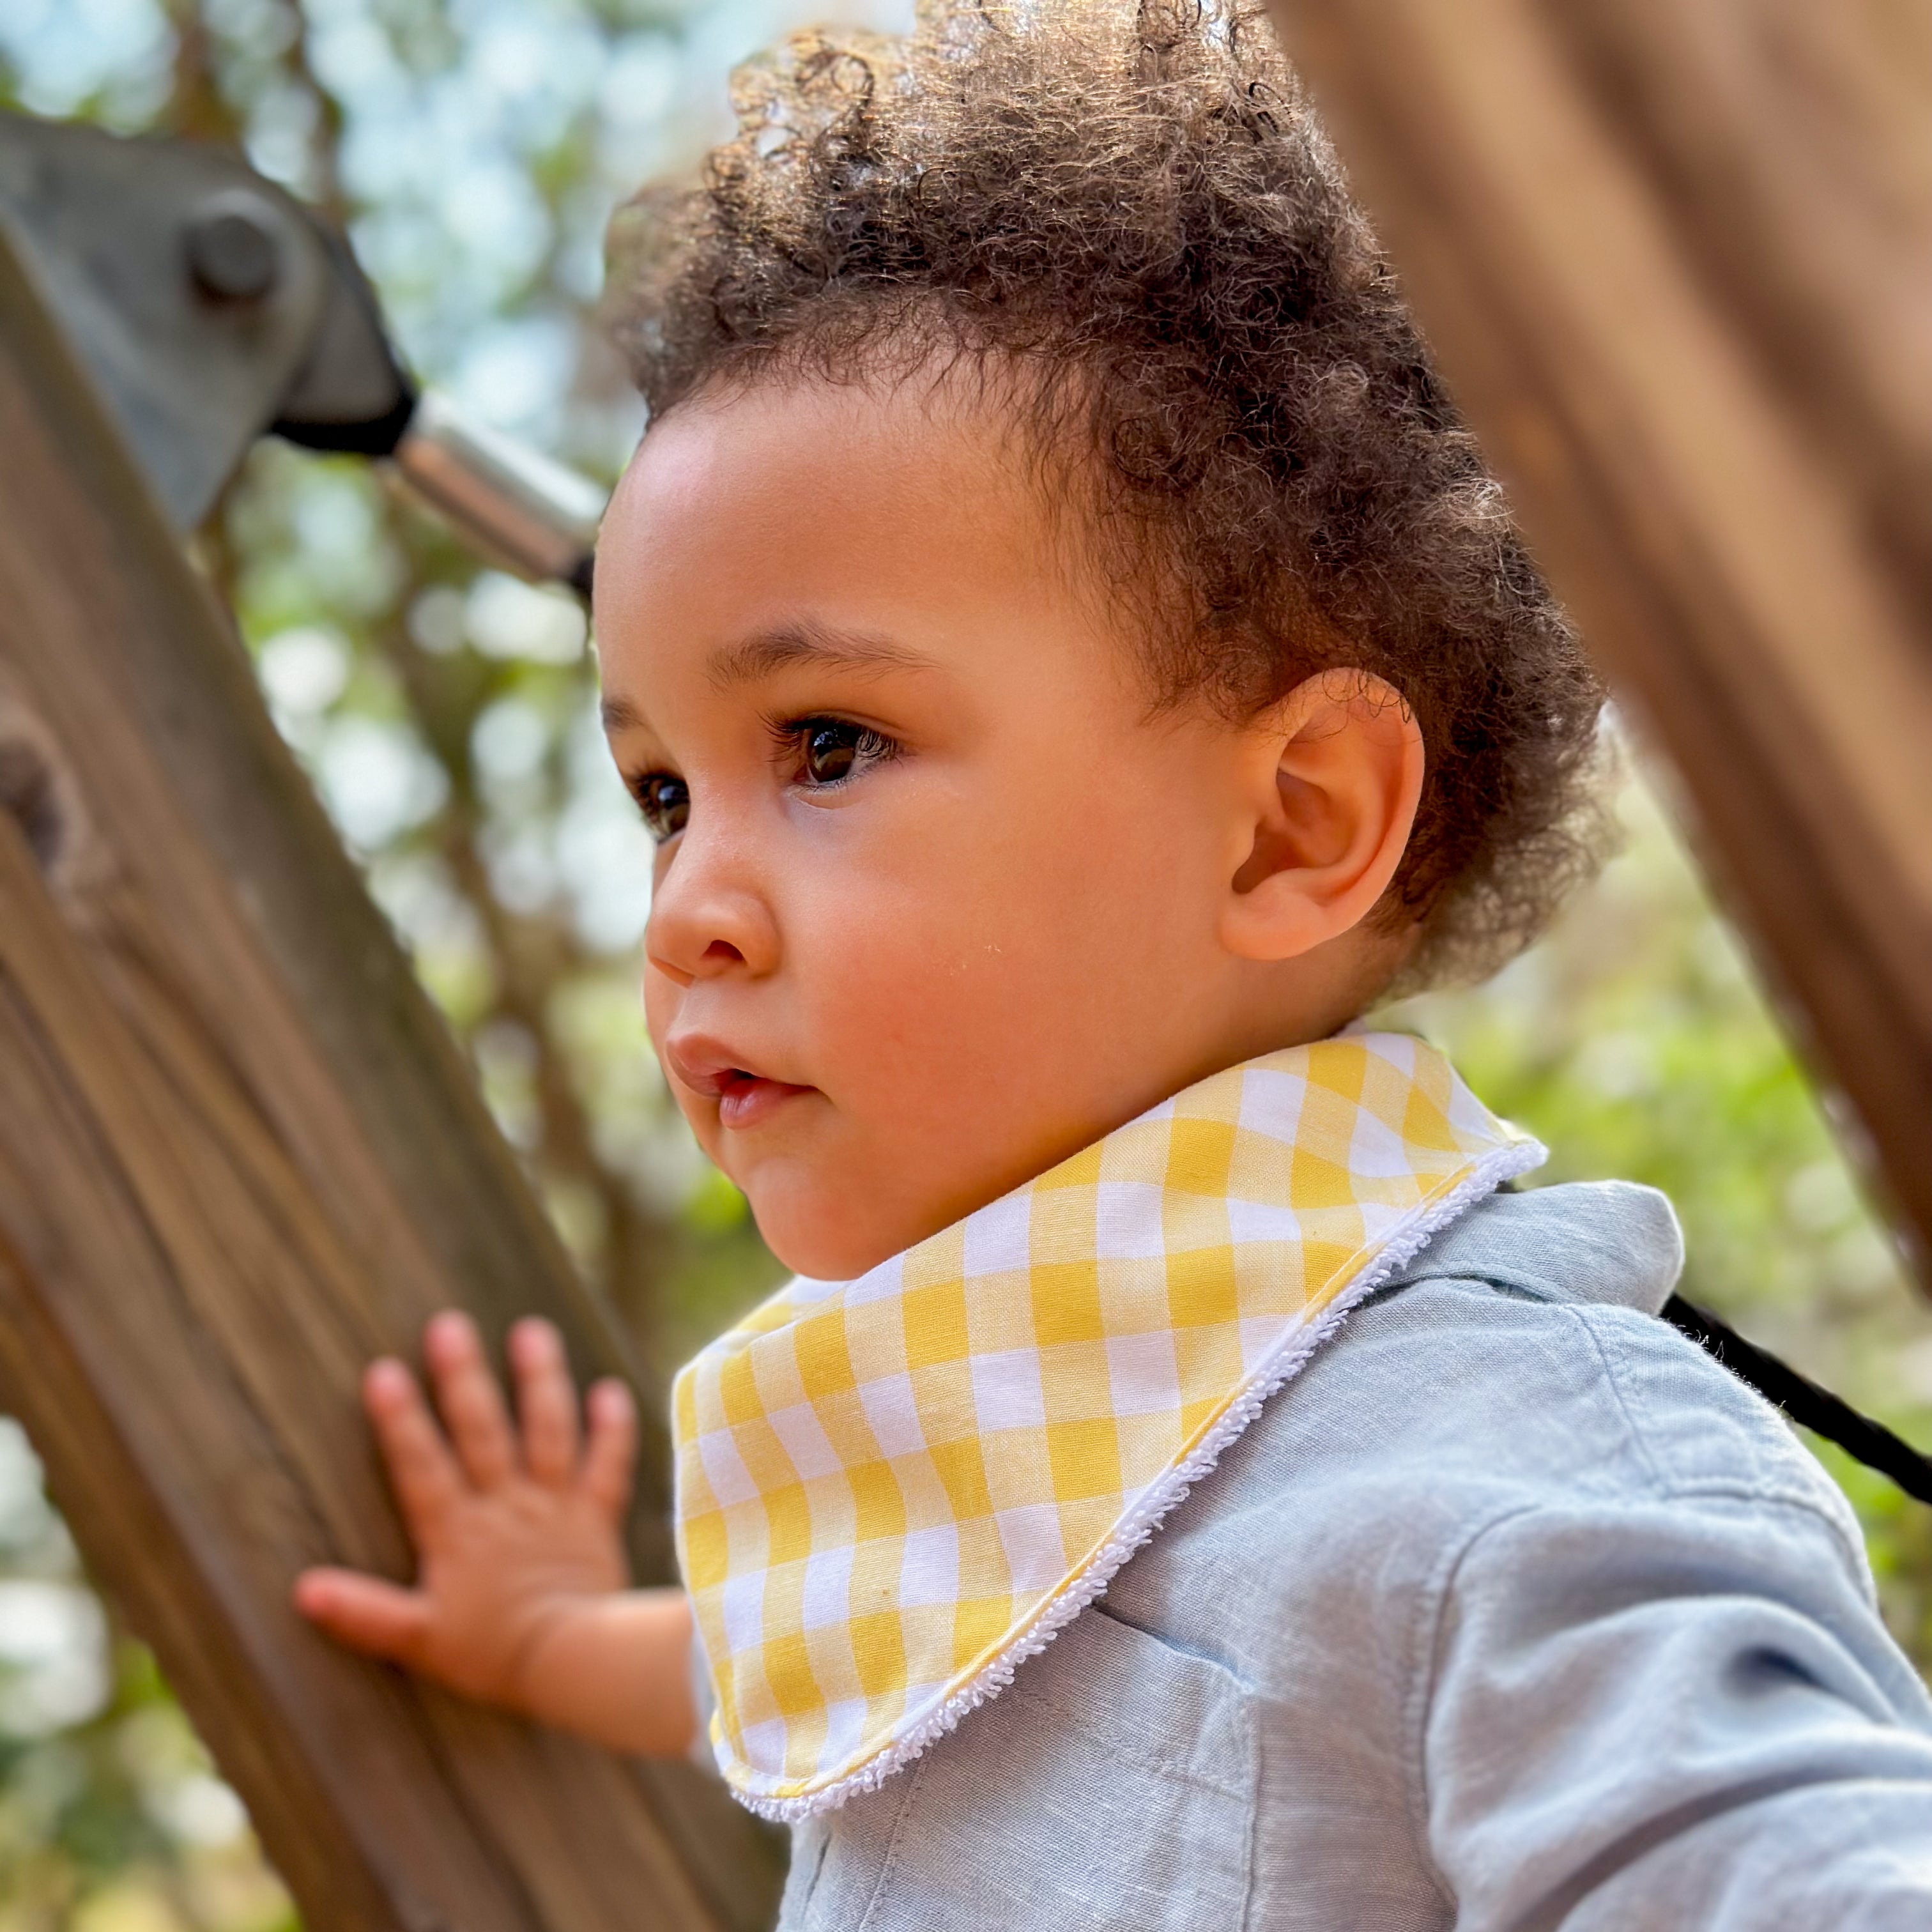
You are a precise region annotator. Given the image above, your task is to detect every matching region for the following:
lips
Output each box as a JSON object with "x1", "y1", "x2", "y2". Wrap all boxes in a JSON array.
[{"x1": 663, "y1": 1034, "x2": 815, "y2": 1131}]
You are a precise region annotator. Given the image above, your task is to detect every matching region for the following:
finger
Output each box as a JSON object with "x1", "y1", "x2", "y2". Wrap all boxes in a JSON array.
[
  {"x1": 293, "y1": 1567, "x2": 433, "y2": 1665},
  {"x1": 509, "y1": 1317, "x2": 579, "y2": 1488},
  {"x1": 362, "y1": 1358, "x2": 463, "y2": 1538},
  {"x1": 581, "y1": 1377, "x2": 637, "y2": 1516},
  {"x1": 423, "y1": 1310, "x2": 516, "y2": 1490}
]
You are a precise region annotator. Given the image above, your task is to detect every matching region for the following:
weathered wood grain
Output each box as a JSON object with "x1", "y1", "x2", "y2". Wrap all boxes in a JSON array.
[
  {"x1": 0, "y1": 233, "x2": 783, "y2": 1929},
  {"x1": 1270, "y1": 0, "x2": 1932, "y2": 1280}
]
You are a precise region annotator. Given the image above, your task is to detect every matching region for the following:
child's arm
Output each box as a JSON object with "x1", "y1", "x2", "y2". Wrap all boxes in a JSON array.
[{"x1": 293, "y1": 1311, "x2": 698, "y2": 1759}]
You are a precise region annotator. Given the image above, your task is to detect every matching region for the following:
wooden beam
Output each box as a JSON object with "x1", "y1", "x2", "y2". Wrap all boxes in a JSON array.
[
  {"x1": 0, "y1": 233, "x2": 782, "y2": 1929},
  {"x1": 1269, "y1": 0, "x2": 1932, "y2": 1280}
]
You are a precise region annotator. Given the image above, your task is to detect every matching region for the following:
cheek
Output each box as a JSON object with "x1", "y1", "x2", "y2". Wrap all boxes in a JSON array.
[{"x1": 787, "y1": 781, "x2": 1211, "y2": 1089}]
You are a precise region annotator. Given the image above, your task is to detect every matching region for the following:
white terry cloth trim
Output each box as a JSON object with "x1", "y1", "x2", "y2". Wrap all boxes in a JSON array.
[{"x1": 728, "y1": 1135, "x2": 1545, "y2": 1821}]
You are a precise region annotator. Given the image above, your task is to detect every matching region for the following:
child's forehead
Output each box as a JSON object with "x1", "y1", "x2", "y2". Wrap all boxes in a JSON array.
[
  {"x1": 597, "y1": 369, "x2": 1102, "y2": 636},
  {"x1": 589, "y1": 382, "x2": 1157, "y2": 739}
]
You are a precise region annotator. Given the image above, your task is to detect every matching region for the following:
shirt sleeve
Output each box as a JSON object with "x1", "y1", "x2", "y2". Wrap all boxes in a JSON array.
[{"x1": 1423, "y1": 1484, "x2": 1932, "y2": 1930}]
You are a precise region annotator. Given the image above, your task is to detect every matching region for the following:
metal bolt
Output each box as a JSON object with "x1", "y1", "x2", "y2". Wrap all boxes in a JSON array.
[{"x1": 185, "y1": 194, "x2": 280, "y2": 301}]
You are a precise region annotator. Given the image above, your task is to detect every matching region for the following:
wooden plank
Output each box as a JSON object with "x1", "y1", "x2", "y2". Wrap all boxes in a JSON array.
[
  {"x1": 0, "y1": 232, "x2": 783, "y2": 1929},
  {"x1": 1269, "y1": 0, "x2": 1932, "y2": 1280}
]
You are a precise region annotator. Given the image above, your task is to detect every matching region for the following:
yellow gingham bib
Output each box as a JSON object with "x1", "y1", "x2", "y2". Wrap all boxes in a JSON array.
[{"x1": 673, "y1": 1032, "x2": 1543, "y2": 1818}]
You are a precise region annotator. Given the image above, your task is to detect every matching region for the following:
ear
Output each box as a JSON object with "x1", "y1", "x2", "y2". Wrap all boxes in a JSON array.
[{"x1": 1219, "y1": 671, "x2": 1425, "y2": 962}]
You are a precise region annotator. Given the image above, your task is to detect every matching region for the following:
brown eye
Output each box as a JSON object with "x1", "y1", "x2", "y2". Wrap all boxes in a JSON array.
[
  {"x1": 797, "y1": 719, "x2": 894, "y2": 788},
  {"x1": 804, "y1": 723, "x2": 860, "y2": 785},
  {"x1": 634, "y1": 773, "x2": 689, "y2": 842}
]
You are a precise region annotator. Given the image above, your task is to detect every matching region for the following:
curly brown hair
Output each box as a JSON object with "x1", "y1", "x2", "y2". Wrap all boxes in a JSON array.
[{"x1": 604, "y1": 0, "x2": 1613, "y2": 992}]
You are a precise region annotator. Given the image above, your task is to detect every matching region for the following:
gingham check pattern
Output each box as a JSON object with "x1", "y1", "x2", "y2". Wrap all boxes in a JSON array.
[{"x1": 673, "y1": 1032, "x2": 1543, "y2": 1817}]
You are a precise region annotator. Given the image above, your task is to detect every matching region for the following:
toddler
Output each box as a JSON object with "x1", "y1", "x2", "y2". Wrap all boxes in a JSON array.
[{"x1": 295, "y1": 2, "x2": 1932, "y2": 1924}]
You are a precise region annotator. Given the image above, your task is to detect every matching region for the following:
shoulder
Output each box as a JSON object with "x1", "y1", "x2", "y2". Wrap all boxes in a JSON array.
[
  {"x1": 1108, "y1": 1180, "x2": 1869, "y2": 1665},
  {"x1": 1269, "y1": 1177, "x2": 1851, "y2": 1542},
  {"x1": 1071, "y1": 1180, "x2": 1932, "y2": 1928}
]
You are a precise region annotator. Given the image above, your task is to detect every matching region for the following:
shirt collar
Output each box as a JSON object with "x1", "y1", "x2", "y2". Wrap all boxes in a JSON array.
[{"x1": 1379, "y1": 1179, "x2": 1684, "y2": 1315}]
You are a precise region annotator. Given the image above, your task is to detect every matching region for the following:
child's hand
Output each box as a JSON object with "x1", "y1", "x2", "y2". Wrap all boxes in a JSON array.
[{"x1": 295, "y1": 1310, "x2": 638, "y2": 1715}]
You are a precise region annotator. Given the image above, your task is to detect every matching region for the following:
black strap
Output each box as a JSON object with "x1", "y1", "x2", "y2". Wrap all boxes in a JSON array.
[{"x1": 1662, "y1": 1294, "x2": 1932, "y2": 1507}]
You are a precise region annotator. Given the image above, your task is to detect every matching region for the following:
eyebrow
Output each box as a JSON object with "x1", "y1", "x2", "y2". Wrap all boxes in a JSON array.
[
  {"x1": 705, "y1": 621, "x2": 937, "y2": 691},
  {"x1": 599, "y1": 693, "x2": 648, "y2": 733},
  {"x1": 598, "y1": 621, "x2": 938, "y2": 735}
]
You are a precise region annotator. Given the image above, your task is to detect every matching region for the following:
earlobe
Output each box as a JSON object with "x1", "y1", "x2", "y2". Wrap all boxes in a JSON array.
[{"x1": 1220, "y1": 671, "x2": 1424, "y2": 963}]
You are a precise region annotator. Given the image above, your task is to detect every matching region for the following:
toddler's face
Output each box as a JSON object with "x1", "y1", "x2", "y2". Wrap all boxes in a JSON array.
[{"x1": 595, "y1": 376, "x2": 1416, "y2": 1278}]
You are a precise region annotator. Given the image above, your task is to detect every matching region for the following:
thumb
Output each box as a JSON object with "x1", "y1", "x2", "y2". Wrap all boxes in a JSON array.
[{"x1": 294, "y1": 1566, "x2": 433, "y2": 1664}]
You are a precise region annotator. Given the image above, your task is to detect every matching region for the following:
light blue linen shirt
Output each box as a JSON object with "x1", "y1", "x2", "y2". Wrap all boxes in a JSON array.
[{"x1": 726, "y1": 1180, "x2": 1932, "y2": 1928}]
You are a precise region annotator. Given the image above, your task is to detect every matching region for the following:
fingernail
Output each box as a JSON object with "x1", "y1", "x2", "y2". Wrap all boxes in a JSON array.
[
  {"x1": 426, "y1": 1309, "x2": 471, "y2": 1352},
  {"x1": 365, "y1": 1357, "x2": 407, "y2": 1397}
]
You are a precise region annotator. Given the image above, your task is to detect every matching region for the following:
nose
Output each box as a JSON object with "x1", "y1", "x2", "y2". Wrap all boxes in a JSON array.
[{"x1": 643, "y1": 818, "x2": 781, "y2": 988}]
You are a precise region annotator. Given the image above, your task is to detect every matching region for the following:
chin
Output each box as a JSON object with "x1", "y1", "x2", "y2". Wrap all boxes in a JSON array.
[
  {"x1": 757, "y1": 1224, "x2": 892, "y2": 1285},
  {"x1": 747, "y1": 1193, "x2": 899, "y2": 1284}
]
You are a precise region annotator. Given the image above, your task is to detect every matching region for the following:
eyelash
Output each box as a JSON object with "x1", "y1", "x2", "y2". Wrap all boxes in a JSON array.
[
  {"x1": 769, "y1": 714, "x2": 900, "y2": 791},
  {"x1": 626, "y1": 716, "x2": 901, "y2": 845},
  {"x1": 629, "y1": 772, "x2": 689, "y2": 844}
]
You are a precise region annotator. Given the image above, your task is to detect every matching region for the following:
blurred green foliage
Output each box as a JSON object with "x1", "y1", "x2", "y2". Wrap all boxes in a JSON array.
[{"x1": 3, "y1": 0, "x2": 1931, "y2": 1924}]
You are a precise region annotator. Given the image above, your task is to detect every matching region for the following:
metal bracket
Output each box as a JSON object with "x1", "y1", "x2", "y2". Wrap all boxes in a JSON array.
[{"x1": 0, "y1": 111, "x2": 600, "y2": 592}]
